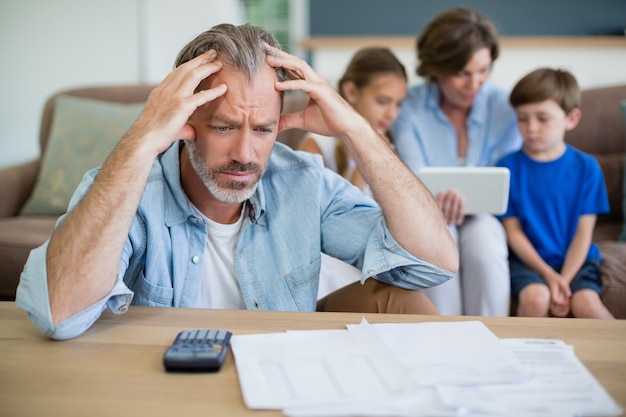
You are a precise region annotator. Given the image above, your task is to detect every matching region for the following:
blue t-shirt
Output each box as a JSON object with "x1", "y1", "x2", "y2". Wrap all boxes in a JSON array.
[
  {"x1": 497, "y1": 145, "x2": 610, "y2": 266},
  {"x1": 390, "y1": 82, "x2": 522, "y2": 172}
]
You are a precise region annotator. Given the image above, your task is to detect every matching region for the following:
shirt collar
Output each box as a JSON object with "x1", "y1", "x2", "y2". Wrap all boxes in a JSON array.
[
  {"x1": 160, "y1": 142, "x2": 267, "y2": 227},
  {"x1": 425, "y1": 81, "x2": 489, "y2": 127}
]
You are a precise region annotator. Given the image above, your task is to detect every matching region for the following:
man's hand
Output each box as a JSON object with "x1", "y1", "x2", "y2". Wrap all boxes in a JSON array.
[
  {"x1": 265, "y1": 44, "x2": 365, "y2": 140},
  {"x1": 128, "y1": 50, "x2": 228, "y2": 156}
]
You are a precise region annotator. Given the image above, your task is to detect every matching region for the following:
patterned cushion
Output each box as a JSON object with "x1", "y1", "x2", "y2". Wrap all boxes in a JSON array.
[{"x1": 20, "y1": 95, "x2": 144, "y2": 216}]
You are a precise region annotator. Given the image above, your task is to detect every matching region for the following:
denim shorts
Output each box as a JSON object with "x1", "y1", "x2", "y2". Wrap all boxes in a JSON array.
[{"x1": 509, "y1": 258, "x2": 603, "y2": 297}]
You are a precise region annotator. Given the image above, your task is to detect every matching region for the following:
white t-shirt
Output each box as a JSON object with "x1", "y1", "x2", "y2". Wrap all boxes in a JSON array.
[{"x1": 191, "y1": 204, "x2": 249, "y2": 309}]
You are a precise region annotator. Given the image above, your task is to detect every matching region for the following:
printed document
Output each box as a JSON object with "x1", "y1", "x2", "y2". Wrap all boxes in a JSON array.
[{"x1": 229, "y1": 319, "x2": 623, "y2": 417}]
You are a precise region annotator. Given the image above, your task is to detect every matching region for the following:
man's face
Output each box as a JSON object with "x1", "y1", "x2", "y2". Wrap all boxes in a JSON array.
[{"x1": 186, "y1": 61, "x2": 281, "y2": 203}]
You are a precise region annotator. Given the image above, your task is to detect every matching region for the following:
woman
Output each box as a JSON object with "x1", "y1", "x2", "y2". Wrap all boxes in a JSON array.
[
  {"x1": 390, "y1": 7, "x2": 522, "y2": 316},
  {"x1": 299, "y1": 47, "x2": 409, "y2": 299}
]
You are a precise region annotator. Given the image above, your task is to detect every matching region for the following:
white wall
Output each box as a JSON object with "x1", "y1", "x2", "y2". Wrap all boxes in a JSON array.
[
  {"x1": 310, "y1": 45, "x2": 626, "y2": 93},
  {"x1": 2, "y1": 1, "x2": 625, "y2": 168},
  {"x1": 0, "y1": 0, "x2": 243, "y2": 168}
]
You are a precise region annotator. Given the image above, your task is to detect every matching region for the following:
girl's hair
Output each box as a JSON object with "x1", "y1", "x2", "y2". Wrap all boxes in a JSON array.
[
  {"x1": 510, "y1": 68, "x2": 580, "y2": 113},
  {"x1": 416, "y1": 7, "x2": 500, "y2": 81},
  {"x1": 337, "y1": 47, "x2": 407, "y2": 99},
  {"x1": 335, "y1": 48, "x2": 407, "y2": 175}
]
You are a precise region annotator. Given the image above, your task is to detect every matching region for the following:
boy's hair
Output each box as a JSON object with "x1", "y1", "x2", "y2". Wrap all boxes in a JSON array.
[
  {"x1": 416, "y1": 7, "x2": 500, "y2": 81},
  {"x1": 510, "y1": 68, "x2": 580, "y2": 113}
]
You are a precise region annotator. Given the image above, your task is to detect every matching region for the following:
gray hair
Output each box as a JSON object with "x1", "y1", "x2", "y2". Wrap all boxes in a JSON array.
[{"x1": 175, "y1": 23, "x2": 287, "y2": 86}]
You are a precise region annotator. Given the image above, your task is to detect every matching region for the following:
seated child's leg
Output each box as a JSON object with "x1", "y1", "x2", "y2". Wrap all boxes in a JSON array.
[
  {"x1": 571, "y1": 290, "x2": 614, "y2": 319},
  {"x1": 518, "y1": 284, "x2": 551, "y2": 317},
  {"x1": 510, "y1": 259, "x2": 550, "y2": 317},
  {"x1": 569, "y1": 260, "x2": 614, "y2": 319}
]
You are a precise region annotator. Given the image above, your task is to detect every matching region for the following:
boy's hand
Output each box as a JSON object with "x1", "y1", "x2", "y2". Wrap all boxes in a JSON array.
[{"x1": 548, "y1": 275, "x2": 571, "y2": 317}]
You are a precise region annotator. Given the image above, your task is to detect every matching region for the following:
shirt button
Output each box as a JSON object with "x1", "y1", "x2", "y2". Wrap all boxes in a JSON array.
[
  {"x1": 119, "y1": 305, "x2": 129, "y2": 313},
  {"x1": 190, "y1": 217, "x2": 198, "y2": 223},
  {"x1": 192, "y1": 255, "x2": 200, "y2": 264}
]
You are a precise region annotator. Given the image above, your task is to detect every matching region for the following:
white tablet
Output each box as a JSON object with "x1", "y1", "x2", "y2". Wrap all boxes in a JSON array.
[{"x1": 417, "y1": 167, "x2": 510, "y2": 215}]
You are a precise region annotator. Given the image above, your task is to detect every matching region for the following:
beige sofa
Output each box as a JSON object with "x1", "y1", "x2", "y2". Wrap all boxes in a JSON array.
[
  {"x1": 0, "y1": 85, "x2": 155, "y2": 300},
  {"x1": 1, "y1": 84, "x2": 625, "y2": 320},
  {"x1": 563, "y1": 85, "x2": 626, "y2": 319}
]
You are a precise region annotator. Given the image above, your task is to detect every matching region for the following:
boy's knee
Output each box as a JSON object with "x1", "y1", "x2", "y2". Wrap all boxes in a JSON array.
[
  {"x1": 517, "y1": 285, "x2": 550, "y2": 317},
  {"x1": 570, "y1": 290, "x2": 609, "y2": 318}
]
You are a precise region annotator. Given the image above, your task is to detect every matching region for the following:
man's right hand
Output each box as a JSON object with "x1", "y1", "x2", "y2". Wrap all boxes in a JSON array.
[{"x1": 127, "y1": 50, "x2": 227, "y2": 156}]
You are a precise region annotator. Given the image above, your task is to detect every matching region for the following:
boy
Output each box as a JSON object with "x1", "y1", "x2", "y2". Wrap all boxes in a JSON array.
[{"x1": 497, "y1": 68, "x2": 614, "y2": 319}]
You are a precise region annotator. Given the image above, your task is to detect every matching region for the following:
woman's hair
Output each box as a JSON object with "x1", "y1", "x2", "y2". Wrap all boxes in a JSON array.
[
  {"x1": 174, "y1": 23, "x2": 288, "y2": 103},
  {"x1": 335, "y1": 48, "x2": 407, "y2": 176},
  {"x1": 416, "y1": 7, "x2": 500, "y2": 81},
  {"x1": 337, "y1": 47, "x2": 407, "y2": 99},
  {"x1": 510, "y1": 68, "x2": 580, "y2": 113}
]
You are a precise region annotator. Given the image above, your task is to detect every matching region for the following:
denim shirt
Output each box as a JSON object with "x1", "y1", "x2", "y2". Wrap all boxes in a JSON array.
[
  {"x1": 16, "y1": 142, "x2": 453, "y2": 339},
  {"x1": 390, "y1": 82, "x2": 522, "y2": 173}
]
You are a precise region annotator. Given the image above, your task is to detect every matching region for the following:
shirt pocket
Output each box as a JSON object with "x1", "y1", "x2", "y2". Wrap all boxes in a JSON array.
[
  {"x1": 131, "y1": 270, "x2": 174, "y2": 306},
  {"x1": 282, "y1": 258, "x2": 321, "y2": 311}
]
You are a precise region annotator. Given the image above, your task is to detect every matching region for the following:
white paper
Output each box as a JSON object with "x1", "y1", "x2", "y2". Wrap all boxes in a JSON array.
[
  {"x1": 351, "y1": 320, "x2": 529, "y2": 386},
  {"x1": 437, "y1": 339, "x2": 623, "y2": 417},
  {"x1": 283, "y1": 388, "x2": 456, "y2": 417},
  {"x1": 230, "y1": 320, "x2": 622, "y2": 417},
  {"x1": 230, "y1": 327, "x2": 414, "y2": 409}
]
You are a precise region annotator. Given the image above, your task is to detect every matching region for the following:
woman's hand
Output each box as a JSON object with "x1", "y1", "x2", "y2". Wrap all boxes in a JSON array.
[{"x1": 436, "y1": 189, "x2": 465, "y2": 225}]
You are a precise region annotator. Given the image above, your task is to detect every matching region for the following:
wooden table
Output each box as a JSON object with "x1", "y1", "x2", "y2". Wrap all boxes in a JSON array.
[{"x1": 1, "y1": 301, "x2": 624, "y2": 416}]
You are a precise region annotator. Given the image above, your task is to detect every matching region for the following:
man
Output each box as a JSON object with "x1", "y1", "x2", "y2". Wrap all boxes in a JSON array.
[{"x1": 16, "y1": 24, "x2": 458, "y2": 340}]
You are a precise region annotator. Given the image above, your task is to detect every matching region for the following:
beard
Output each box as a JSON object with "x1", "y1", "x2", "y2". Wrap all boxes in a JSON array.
[{"x1": 186, "y1": 141, "x2": 263, "y2": 203}]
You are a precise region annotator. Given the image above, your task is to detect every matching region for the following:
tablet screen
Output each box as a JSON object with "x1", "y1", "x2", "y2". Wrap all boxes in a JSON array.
[{"x1": 417, "y1": 167, "x2": 510, "y2": 215}]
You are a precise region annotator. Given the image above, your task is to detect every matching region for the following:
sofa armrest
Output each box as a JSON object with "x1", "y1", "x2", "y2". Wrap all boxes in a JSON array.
[{"x1": 0, "y1": 159, "x2": 40, "y2": 218}]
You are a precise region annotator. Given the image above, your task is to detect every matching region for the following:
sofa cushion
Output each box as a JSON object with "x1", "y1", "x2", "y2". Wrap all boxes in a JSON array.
[
  {"x1": 594, "y1": 153, "x2": 624, "y2": 225},
  {"x1": 20, "y1": 96, "x2": 144, "y2": 216},
  {"x1": 597, "y1": 241, "x2": 626, "y2": 319},
  {"x1": 0, "y1": 216, "x2": 56, "y2": 300},
  {"x1": 619, "y1": 100, "x2": 626, "y2": 242}
]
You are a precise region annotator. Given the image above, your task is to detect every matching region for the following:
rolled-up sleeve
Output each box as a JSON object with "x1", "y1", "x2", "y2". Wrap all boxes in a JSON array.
[
  {"x1": 15, "y1": 241, "x2": 134, "y2": 340},
  {"x1": 361, "y1": 218, "x2": 455, "y2": 289}
]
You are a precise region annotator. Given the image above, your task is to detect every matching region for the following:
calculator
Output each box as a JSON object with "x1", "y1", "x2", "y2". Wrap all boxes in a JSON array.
[{"x1": 163, "y1": 329, "x2": 232, "y2": 372}]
